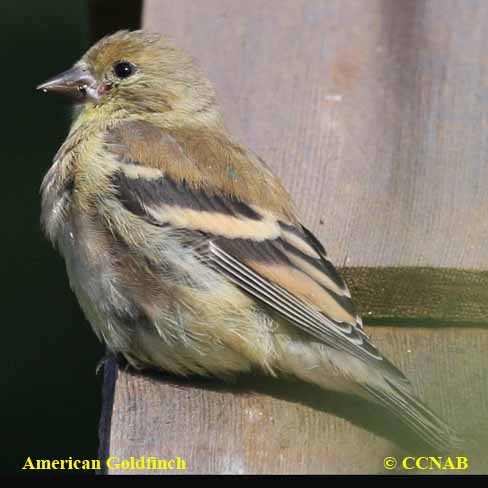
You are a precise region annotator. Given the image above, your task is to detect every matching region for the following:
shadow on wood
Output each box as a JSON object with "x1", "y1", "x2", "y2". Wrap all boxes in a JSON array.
[{"x1": 100, "y1": 327, "x2": 488, "y2": 474}]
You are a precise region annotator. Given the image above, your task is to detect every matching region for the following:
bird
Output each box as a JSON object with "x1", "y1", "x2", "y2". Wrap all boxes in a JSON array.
[{"x1": 38, "y1": 30, "x2": 462, "y2": 452}]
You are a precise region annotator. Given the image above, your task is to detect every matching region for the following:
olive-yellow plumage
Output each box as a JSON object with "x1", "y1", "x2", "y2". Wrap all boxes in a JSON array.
[{"x1": 39, "y1": 30, "x2": 462, "y2": 451}]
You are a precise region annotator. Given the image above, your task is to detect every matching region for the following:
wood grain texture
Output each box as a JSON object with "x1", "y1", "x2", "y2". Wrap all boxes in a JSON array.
[
  {"x1": 101, "y1": 327, "x2": 488, "y2": 474},
  {"x1": 143, "y1": 0, "x2": 488, "y2": 270},
  {"x1": 99, "y1": 0, "x2": 488, "y2": 476}
]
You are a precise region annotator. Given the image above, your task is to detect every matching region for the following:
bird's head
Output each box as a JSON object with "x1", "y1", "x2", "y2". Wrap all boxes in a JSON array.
[{"x1": 37, "y1": 30, "x2": 219, "y2": 125}]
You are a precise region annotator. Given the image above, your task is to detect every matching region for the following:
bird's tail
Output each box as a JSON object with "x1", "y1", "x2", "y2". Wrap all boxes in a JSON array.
[
  {"x1": 360, "y1": 376, "x2": 465, "y2": 452},
  {"x1": 275, "y1": 339, "x2": 465, "y2": 451}
]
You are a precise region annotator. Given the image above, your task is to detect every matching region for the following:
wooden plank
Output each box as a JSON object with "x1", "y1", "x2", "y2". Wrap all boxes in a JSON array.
[
  {"x1": 143, "y1": 0, "x2": 488, "y2": 272},
  {"x1": 98, "y1": 0, "x2": 488, "y2": 476},
  {"x1": 100, "y1": 327, "x2": 488, "y2": 474}
]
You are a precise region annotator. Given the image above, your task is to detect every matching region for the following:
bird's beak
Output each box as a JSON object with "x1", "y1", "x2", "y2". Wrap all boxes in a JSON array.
[{"x1": 37, "y1": 65, "x2": 100, "y2": 104}]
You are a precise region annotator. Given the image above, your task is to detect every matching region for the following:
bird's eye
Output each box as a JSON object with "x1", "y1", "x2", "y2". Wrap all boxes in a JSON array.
[{"x1": 113, "y1": 61, "x2": 135, "y2": 79}]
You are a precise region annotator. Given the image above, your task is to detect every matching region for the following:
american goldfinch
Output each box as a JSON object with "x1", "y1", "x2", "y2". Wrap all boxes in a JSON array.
[{"x1": 38, "y1": 30, "x2": 461, "y2": 451}]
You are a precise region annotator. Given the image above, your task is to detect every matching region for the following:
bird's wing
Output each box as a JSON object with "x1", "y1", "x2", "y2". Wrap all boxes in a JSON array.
[{"x1": 104, "y1": 120, "x2": 389, "y2": 366}]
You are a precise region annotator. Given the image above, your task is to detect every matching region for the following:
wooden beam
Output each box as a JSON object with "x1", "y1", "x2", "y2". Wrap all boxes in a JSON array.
[{"x1": 100, "y1": 327, "x2": 488, "y2": 474}]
